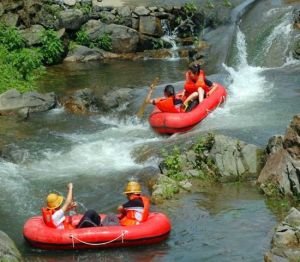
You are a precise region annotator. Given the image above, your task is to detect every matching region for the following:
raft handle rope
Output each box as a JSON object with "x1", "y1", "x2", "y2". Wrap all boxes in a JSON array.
[{"x1": 70, "y1": 231, "x2": 126, "y2": 248}]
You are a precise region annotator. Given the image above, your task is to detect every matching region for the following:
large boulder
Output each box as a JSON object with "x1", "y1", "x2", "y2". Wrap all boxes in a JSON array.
[
  {"x1": 139, "y1": 16, "x2": 163, "y2": 37},
  {"x1": 0, "y1": 89, "x2": 57, "y2": 116},
  {"x1": 133, "y1": 6, "x2": 150, "y2": 16},
  {"x1": 258, "y1": 114, "x2": 300, "y2": 197},
  {"x1": 210, "y1": 134, "x2": 264, "y2": 181},
  {"x1": 0, "y1": 231, "x2": 22, "y2": 262},
  {"x1": 19, "y1": 24, "x2": 44, "y2": 46},
  {"x1": 64, "y1": 45, "x2": 103, "y2": 62},
  {"x1": 266, "y1": 208, "x2": 300, "y2": 261},
  {"x1": 1, "y1": 0, "x2": 23, "y2": 13},
  {"x1": 61, "y1": 88, "x2": 100, "y2": 114},
  {"x1": 59, "y1": 9, "x2": 86, "y2": 30},
  {"x1": 100, "y1": 88, "x2": 133, "y2": 110},
  {"x1": 0, "y1": 12, "x2": 19, "y2": 27},
  {"x1": 87, "y1": 24, "x2": 139, "y2": 53}
]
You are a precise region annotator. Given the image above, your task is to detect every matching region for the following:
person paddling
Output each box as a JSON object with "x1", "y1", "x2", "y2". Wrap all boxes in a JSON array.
[
  {"x1": 146, "y1": 84, "x2": 183, "y2": 113},
  {"x1": 118, "y1": 181, "x2": 150, "y2": 226},
  {"x1": 183, "y1": 64, "x2": 217, "y2": 111},
  {"x1": 42, "y1": 183, "x2": 101, "y2": 229}
]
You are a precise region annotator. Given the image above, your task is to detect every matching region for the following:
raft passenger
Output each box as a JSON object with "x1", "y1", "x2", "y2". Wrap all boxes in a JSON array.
[
  {"x1": 42, "y1": 183, "x2": 101, "y2": 229},
  {"x1": 146, "y1": 85, "x2": 183, "y2": 113},
  {"x1": 118, "y1": 181, "x2": 150, "y2": 226},
  {"x1": 183, "y1": 64, "x2": 217, "y2": 111}
]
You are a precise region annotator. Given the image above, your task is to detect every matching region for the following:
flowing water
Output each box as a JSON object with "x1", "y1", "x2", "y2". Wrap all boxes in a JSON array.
[{"x1": 0, "y1": 0, "x2": 300, "y2": 261}]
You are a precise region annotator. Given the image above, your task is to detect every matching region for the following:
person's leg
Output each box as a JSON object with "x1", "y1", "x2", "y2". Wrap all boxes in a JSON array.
[
  {"x1": 197, "y1": 88, "x2": 205, "y2": 103},
  {"x1": 183, "y1": 92, "x2": 198, "y2": 109},
  {"x1": 77, "y1": 209, "x2": 101, "y2": 228}
]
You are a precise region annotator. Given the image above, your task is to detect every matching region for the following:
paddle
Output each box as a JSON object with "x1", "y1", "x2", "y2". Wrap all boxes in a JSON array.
[{"x1": 136, "y1": 77, "x2": 159, "y2": 119}]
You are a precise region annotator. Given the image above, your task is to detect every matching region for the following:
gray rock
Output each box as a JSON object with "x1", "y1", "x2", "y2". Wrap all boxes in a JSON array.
[
  {"x1": 273, "y1": 227, "x2": 298, "y2": 247},
  {"x1": 241, "y1": 144, "x2": 260, "y2": 174},
  {"x1": 59, "y1": 9, "x2": 86, "y2": 30},
  {"x1": 63, "y1": 0, "x2": 76, "y2": 6},
  {"x1": 133, "y1": 6, "x2": 150, "y2": 16},
  {"x1": 149, "y1": 7, "x2": 158, "y2": 12},
  {"x1": 283, "y1": 114, "x2": 300, "y2": 159},
  {"x1": 64, "y1": 45, "x2": 103, "y2": 62},
  {"x1": 19, "y1": 24, "x2": 45, "y2": 46},
  {"x1": 179, "y1": 179, "x2": 192, "y2": 191},
  {"x1": 87, "y1": 24, "x2": 139, "y2": 53},
  {"x1": 0, "y1": 231, "x2": 22, "y2": 262},
  {"x1": 284, "y1": 208, "x2": 300, "y2": 227},
  {"x1": 99, "y1": 11, "x2": 115, "y2": 24},
  {"x1": 62, "y1": 88, "x2": 100, "y2": 113},
  {"x1": 100, "y1": 88, "x2": 133, "y2": 109},
  {"x1": 267, "y1": 135, "x2": 284, "y2": 155},
  {"x1": 118, "y1": 6, "x2": 131, "y2": 17},
  {"x1": 83, "y1": 19, "x2": 103, "y2": 30},
  {"x1": 0, "y1": 89, "x2": 57, "y2": 114},
  {"x1": 264, "y1": 251, "x2": 289, "y2": 262},
  {"x1": 0, "y1": 12, "x2": 19, "y2": 27},
  {"x1": 1, "y1": 0, "x2": 23, "y2": 12},
  {"x1": 34, "y1": 5, "x2": 60, "y2": 29},
  {"x1": 139, "y1": 16, "x2": 163, "y2": 37},
  {"x1": 131, "y1": 17, "x2": 139, "y2": 30},
  {"x1": 151, "y1": 174, "x2": 179, "y2": 203}
]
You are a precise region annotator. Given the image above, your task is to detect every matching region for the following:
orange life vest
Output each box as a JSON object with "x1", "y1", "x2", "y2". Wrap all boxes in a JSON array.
[
  {"x1": 156, "y1": 97, "x2": 180, "y2": 113},
  {"x1": 184, "y1": 70, "x2": 210, "y2": 96},
  {"x1": 41, "y1": 208, "x2": 74, "y2": 229},
  {"x1": 120, "y1": 196, "x2": 150, "y2": 226}
]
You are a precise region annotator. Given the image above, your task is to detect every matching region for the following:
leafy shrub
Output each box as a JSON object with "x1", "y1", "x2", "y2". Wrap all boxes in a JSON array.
[
  {"x1": 75, "y1": 29, "x2": 90, "y2": 46},
  {"x1": 151, "y1": 39, "x2": 165, "y2": 50},
  {"x1": 0, "y1": 24, "x2": 25, "y2": 50},
  {"x1": 7, "y1": 48, "x2": 43, "y2": 80},
  {"x1": 183, "y1": 2, "x2": 198, "y2": 15},
  {"x1": 94, "y1": 33, "x2": 112, "y2": 51},
  {"x1": 223, "y1": 0, "x2": 232, "y2": 7},
  {"x1": 40, "y1": 29, "x2": 64, "y2": 65},
  {"x1": 162, "y1": 147, "x2": 185, "y2": 181}
]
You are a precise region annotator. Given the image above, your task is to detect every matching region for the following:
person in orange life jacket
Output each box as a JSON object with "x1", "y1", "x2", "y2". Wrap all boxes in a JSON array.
[
  {"x1": 42, "y1": 183, "x2": 101, "y2": 229},
  {"x1": 146, "y1": 85, "x2": 183, "y2": 113},
  {"x1": 183, "y1": 64, "x2": 217, "y2": 110},
  {"x1": 117, "y1": 181, "x2": 150, "y2": 226}
]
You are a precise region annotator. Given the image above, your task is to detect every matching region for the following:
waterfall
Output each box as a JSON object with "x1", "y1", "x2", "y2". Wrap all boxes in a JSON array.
[{"x1": 161, "y1": 19, "x2": 180, "y2": 60}]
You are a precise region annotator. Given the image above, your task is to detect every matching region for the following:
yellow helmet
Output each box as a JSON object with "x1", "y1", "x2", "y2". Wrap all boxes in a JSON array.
[
  {"x1": 46, "y1": 193, "x2": 64, "y2": 209},
  {"x1": 123, "y1": 181, "x2": 142, "y2": 194}
]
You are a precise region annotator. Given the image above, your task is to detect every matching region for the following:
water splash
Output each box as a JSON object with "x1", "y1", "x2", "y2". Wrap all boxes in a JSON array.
[{"x1": 161, "y1": 19, "x2": 180, "y2": 60}]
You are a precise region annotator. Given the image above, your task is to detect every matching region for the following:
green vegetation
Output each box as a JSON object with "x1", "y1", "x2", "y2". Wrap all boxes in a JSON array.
[
  {"x1": 161, "y1": 147, "x2": 185, "y2": 181},
  {"x1": 223, "y1": 0, "x2": 232, "y2": 7},
  {"x1": 151, "y1": 39, "x2": 165, "y2": 50},
  {"x1": 0, "y1": 24, "x2": 65, "y2": 94},
  {"x1": 207, "y1": 0, "x2": 215, "y2": 9},
  {"x1": 75, "y1": 28, "x2": 112, "y2": 51},
  {"x1": 74, "y1": 3, "x2": 92, "y2": 15},
  {"x1": 40, "y1": 29, "x2": 64, "y2": 65},
  {"x1": 94, "y1": 33, "x2": 112, "y2": 51},
  {"x1": 75, "y1": 29, "x2": 90, "y2": 46},
  {"x1": 183, "y1": 2, "x2": 198, "y2": 15}
]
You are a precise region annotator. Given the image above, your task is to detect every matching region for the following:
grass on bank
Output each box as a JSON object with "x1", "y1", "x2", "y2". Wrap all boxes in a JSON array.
[{"x1": 0, "y1": 24, "x2": 64, "y2": 94}]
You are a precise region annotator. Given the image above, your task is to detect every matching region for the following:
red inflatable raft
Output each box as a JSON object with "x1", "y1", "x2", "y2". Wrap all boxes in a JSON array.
[
  {"x1": 23, "y1": 212, "x2": 171, "y2": 250},
  {"x1": 149, "y1": 82, "x2": 227, "y2": 134}
]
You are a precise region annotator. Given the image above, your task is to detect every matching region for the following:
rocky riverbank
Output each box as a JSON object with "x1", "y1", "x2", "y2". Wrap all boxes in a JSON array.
[{"x1": 0, "y1": 231, "x2": 22, "y2": 262}]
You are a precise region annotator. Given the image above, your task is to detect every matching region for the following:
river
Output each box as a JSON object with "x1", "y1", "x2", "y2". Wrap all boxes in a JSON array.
[{"x1": 0, "y1": 0, "x2": 299, "y2": 261}]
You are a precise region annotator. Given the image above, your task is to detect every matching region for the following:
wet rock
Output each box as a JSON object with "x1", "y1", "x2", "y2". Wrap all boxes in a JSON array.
[
  {"x1": 99, "y1": 11, "x2": 115, "y2": 24},
  {"x1": 293, "y1": 38, "x2": 300, "y2": 59},
  {"x1": 179, "y1": 179, "x2": 192, "y2": 191},
  {"x1": 19, "y1": 24, "x2": 45, "y2": 46},
  {"x1": 0, "y1": 231, "x2": 22, "y2": 262},
  {"x1": 0, "y1": 89, "x2": 57, "y2": 116},
  {"x1": 151, "y1": 174, "x2": 179, "y2": 204},
  {"x1": 61, "y1": 88, "x2": 100, "y2": 114},
  {"x1": 131, "y1": 17, "x2": 139, "y2": 30},
  {"x1": 266, "y1": 207, "x2": 300, "y2": 261},
  {"x1": 133, "y1": 6, "x2": 150, "y2": 16},
  {"x1": 59, "y1": 9, "x2": 86, "y2": 30},
  {"x1": 293, "y1": 9, "x2": 300, "y2": 29},
  {"x1": 258, "y1": 114, "x2": 300, "y2": 198},
  {"x1": 267, "y1": 135, "x2": 284, "y2": 155},
  {"x1": 210, "y1": 135, "x2": 264, "y2": 181},
  {"x1": 100, "y1": 88, "x2": 133, "y2": 110},
  {"x1": 139, "y1": 16, "x2": 163, "y2": 37},
  {"x1": 0, "y1": 12, "x2": 19, "y2": 27},
  {"x1": 283, "y1": 114, "x2": 300, "y2": 159},
  {"x1": 64, "y1": 44, "x2": 103, "y2": 62},
  {"x1": 1, "y1": 0, "x2": 23, "y2": 13}
]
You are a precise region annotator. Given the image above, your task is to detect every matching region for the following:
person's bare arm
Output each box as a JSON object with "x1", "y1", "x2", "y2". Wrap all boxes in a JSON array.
[
  {"x1": 61, "y1": 183, "x2": 74, "y2": 213},
  {"x1": 207, "y1": 84, "x2": 217, "y2": 96}
]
